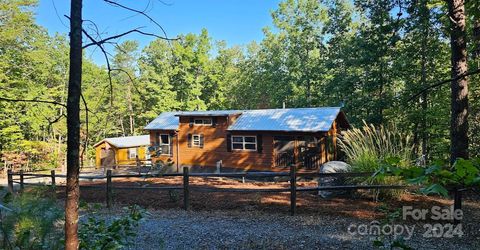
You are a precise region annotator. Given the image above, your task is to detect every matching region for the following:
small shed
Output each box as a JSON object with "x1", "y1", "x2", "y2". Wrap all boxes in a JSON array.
[{"x1": 94, "y1": 135, "x2": 150, "y2": 168}]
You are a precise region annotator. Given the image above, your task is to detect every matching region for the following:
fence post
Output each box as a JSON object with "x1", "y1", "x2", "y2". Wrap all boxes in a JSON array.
[
  {"x1": 290, "y1": 164, "x2": 297, "y2": 216},
  {"x1": 19, "y1": 170, "x2": 24, "y2": 191},
  {"x1": 7, "y1": 169, "x2": 13, "y2": 194},
  {"x1": 183, "y1": 167, "x2": 189, "y2": 211},
  {"x1": 106, "y1": 169, "x2": 112, "y2": 208},
  {"x1": 51, "y1": 170, "x2": 56, "y2": 188},
  {"x1": 453, "y1": 187, "x2": 462, "y2": 224}
]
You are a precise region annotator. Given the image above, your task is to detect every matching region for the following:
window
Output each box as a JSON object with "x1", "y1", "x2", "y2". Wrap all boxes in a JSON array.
[
  {"x1": 194, "y1": 118, "x2": 212, "y2": 125},
  {"x1": 192, "y1": 134, "x2": 201, "y2": 147},
  {"x1": 232, "y1": 136, "x2": 257, "y2": 151},
  {"x1": 188, "y1": 134, "x2": 204, "y2": 148},
  {"x1": 159, "y1": 134, "x2": 171, "y2": 155},
  {"x1": 128, "y1": 148, "x2": 137, "y2": 159}
]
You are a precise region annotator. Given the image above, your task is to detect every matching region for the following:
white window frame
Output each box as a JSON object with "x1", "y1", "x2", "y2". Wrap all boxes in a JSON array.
[
  {"x1": 159, "y1": 134, "x2": 171, "y2": 155},
  {"x1": 231, "y1": 135, "x2": 257, "y2": 151},
  {"x1": 145, "y1": 146, "x2": 151, "y2": 159},
  {"x1": 192, "y1": 134, "x2": 201, "y2": 147},
  {"x1": 128, "y1": 148, "x2": 137, "y2": 159},
  {"x1": 194, "y1": 118, "x2": 212, "y2": 126}
]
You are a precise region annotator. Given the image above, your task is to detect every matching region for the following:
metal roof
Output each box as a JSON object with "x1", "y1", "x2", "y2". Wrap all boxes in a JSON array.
[
  {"x1": 145, "y1": 107, "x2": 343, "y2": 132},
  {"x1": 94, "y1": 135, "x2": 150, "y2": 148},
  {"x1": 175, "y1": 110, "x2": 242, "y2": 117},
  {"x1": 227, "y1": 107, "x2": 341, "y2": 132},
  {"x1": 144, "y1": 112, "x2": 180, "y2": 130}
]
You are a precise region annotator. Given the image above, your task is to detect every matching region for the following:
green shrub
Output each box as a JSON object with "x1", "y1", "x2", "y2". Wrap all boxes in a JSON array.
[
  {"x1": 382, "y1": 158, "x2": 480, "y2": 197},
  {"x1": 0, "y1": 188, "x2": 144, "y2": 250},
  {"x1": 338, "y1": 122, "x2": 413, "y2": 200},
  {"x1": 79, "y1": 205, "x2": 144, "y2": 250},
  {"x1": 0, "y1": 187, "x2": 64, "y2": 250}
]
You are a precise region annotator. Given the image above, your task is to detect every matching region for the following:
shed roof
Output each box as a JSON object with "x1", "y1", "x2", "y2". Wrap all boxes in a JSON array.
[
  {"x1": 94, "y1": 135, "x2": 150, "y2": 148},
  {"x1": 145, "y1": 107, "x2": 346, "y2": 132}
]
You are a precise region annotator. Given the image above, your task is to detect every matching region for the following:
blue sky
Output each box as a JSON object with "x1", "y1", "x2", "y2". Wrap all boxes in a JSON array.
[{"x1": 36, "y1": 0, "x2": 280, "y2": 64}]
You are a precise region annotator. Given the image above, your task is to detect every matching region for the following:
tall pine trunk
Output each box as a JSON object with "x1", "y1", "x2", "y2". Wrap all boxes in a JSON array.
[
  {"x1": 127, "y1": 83, "x2": 135, "y2": 135},
  {"x1": 65, "y1": 0, "x2": 82, "y2": 249},
  {"x1": 447, "y1": 0, "x2": 469, "y2": 163},
  {"x1": 420, "y1": 0, "x2": 429, "y2": 163}
]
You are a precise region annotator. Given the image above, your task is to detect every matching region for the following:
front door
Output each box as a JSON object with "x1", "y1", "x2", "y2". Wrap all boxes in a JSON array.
[
  {"x1": 101, "y1": 148, "x2": 116, "y2": 168},
  {"x1": 274, "y1": 135, "x2": 323, "y2": 169},
  {"x1": 273, "y1": 136, "x2": 295, "y2": 168},
  {"x1": 297, "y1": 136, "x2": 321, "y2": 170}
]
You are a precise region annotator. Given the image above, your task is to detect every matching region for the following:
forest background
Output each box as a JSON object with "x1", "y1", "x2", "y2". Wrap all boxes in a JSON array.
[{"x1": 1, "y1": 0, "x2": 479, "y2": 169}]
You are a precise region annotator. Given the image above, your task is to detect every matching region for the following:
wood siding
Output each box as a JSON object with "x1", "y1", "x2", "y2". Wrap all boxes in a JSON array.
[
  {"x1": 95, "y1": 142, "x2": 148, "y2": 167},
  {"x1": 149, "y1": 114, "x2": 345, "y2": 171}
]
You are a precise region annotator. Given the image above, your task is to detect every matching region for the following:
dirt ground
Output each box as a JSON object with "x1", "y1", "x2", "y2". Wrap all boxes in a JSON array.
[
  {"x1": 52, "y1": 176, "x2": 477, "y2": 219},
  {"x1": 47, "y1": 176, "x2": 480, "y2": 249}
]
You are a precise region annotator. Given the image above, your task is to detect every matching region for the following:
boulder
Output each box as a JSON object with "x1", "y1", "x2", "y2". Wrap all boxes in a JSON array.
[{"x1": 318, "y1": 161, "x2": 351, "y2": 198}]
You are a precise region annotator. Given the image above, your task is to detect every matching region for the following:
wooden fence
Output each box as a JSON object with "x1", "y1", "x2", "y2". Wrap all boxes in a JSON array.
[{"x1": 7, "y1": 166, "x2": 413, "y2": 215}]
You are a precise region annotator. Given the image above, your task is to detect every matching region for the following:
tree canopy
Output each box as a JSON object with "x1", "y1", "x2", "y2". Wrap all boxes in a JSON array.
[{"x1": 1, "y1": 0, "x2": 479, "y2": 168}]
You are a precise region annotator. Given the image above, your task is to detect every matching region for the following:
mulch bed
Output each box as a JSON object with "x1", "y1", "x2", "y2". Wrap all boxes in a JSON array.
[{"x1": 51, "y1": 176, "x2": 473, "y2": 220}]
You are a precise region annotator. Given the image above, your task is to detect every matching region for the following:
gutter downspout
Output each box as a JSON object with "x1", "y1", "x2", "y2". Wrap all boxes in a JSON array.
[{"x1": 176, "y1": 132, "x2": 180, "y2": 173}]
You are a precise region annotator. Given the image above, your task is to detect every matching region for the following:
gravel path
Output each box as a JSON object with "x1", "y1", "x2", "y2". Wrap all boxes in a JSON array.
[{"x1": 123, "y1": 209, "x2": 478, "y2": 250}]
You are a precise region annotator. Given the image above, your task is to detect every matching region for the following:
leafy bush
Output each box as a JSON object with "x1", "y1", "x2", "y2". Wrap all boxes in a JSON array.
[
  {"x1": 372, "y1": 204, "x2": 412, "y2": 249},
  {"x1": 79, "y1": 205, "x2": 144, "y2": 250},
  {"x1": 0, "y1": 188, "x2": 144, "y2": 250},
  {"x1": 0, "y1": 187, "x2": 64, "y2": 250},
  {"x1": 338, "y1": 122, "x2": 413, "y2": 200},
  {"x1": 1, "y1": 140, "x2": 65, "y2": 171},
  {"x1": 381, "y1": 158, "x2": 480, "y2": 197}
]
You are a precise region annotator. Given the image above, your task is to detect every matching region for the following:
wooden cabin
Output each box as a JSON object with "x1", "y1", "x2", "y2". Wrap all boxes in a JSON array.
[
  {"x1": 94, "y1": 135, "x2": 150, "y2": 168},
  {"x1": 144, "y1": 107, "x2": 349, "y2": 172}
]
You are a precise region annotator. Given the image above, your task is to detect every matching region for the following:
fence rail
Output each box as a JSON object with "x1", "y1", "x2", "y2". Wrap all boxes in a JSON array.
[{"x1": 7, "y1": 167, "x2": 413, "y2": 215}]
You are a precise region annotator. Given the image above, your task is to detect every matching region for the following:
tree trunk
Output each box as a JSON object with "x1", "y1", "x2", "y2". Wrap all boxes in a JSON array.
[
  {"x1": 473, "y1": 18, "x2": 480, "y2": 62},
  {"x1": 127, "y1": 83, "x2": 135, "y2": 135},
  {"x1": 420, "y1": 0, "x2": 429, "y2": 163},
  {"x1": 447, "y1": 0, "x2": 469, "y2": 163},
  {"x1": 65, "y1": 0, "x2": 82, "y2": 249},
  {"x1": 120, "y1": 117, "x2": 126, "y2": 136}
]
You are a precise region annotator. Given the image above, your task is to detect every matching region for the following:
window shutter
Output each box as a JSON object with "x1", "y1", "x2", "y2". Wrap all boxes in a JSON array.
[
  {"x1": 169, "y1": 133, "x2": 174, "y2": 156},
  {"x1": 189, "y1": 117, "x2": 194, "y2": 127},
  {"x1": 212, "y1": 117, "x2": 217, "y2": 127},
  {"x1": 226, "y1": 134, "x2": 232, "y2": 152},
  {"x1": 199, "y1": 134, "x2": 204, "y2": 148},
  {"x1": 187, "y1": 133, "x2": 192, "y2": 148},
  {"x1": 257, "y1": 134, "x2": 263, "y2": 153},
  {"x1": 155, "y1": 132, "x2": 160, "y2": 146}
]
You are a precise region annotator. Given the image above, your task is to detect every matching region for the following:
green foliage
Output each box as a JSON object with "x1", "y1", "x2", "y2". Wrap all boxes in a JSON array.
[
  {"x1": 0, "y1": 187, "x2": 63, "y2": 250},
  {"x1": 382, "y1": 158, "x2": 480, "y2": 197},
  {"x1": 0, "y1": 188, "x2": 145, "y2": 250},
  {"x1": 78, "y1": 205, "x2": 144, "y2": 250},
  {"x1": 1, "y1": 141, "x2": 65, "y2": 171},
  {"x1": 372, "y1": 204, "x2": 412, "y2": 250},
  {"x1": 338, "y1": 123, "x2": 413, "y2": 199},
  {"x1": 1, "y1": 0, "x2": 480, "y2": 168},
  {"x1": 339, "y1": 122, "x2": 413, "y2": 170}
]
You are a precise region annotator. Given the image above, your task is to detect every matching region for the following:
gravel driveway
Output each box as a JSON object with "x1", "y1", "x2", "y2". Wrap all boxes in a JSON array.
[{"x1": 125, "y1": 209, "x2": 478, "y2": 250}]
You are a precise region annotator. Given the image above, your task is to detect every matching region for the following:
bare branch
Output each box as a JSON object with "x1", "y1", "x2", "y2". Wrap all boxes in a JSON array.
[
  {"x1": 82, "y1": 28, "x2": 177, "y2": 49},
  {"x1": 407, "y1": 68, "x2": 480, "y2": 102},
  {"x1": 111, "y1": 68, "x2": 143, "y2": 95},
  {"x1": 0, "y1": 97, "x2": 67, "y2": 108},
  {"x1": 46, "y1": 113, "x2": 67, "y2": 133},
  {"x1": 103, "y1": 0, "x2": 176, "y2": 42}
]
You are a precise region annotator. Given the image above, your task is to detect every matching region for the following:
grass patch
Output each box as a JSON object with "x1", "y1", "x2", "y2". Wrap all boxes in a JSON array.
[{"x1": 338, "y1": 122, "x2": 413, "y2": 200}]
